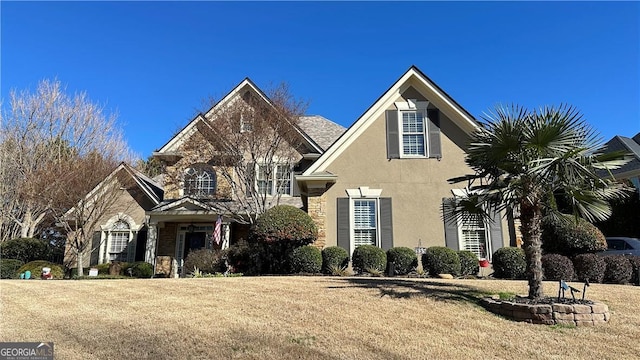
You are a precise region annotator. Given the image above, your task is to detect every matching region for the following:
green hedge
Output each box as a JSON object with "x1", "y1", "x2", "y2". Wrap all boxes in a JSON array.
[
  {"x1": 16, "y1": 261, "x2": 64, "y2": 279},
  {"x1": 351, "y1": 245, "x2": 386, "y2": 274},
  {"x1": 1, "y1": 259, "x2": 24, "y2": 279},
  {"x1": 541, "y1": 215, "x2": 607, "y2": 256},
  {"x1": 0, "y1": 238, "x2": 51, "y2": 263},
  {"x1": 386, "y1": 247, "x2": 418, "y2": 275},
  {"x1": 458, "y1": 250, "x2": 480, "y2": 277},
  {"x1": 289, "y1": 246, "x2": 322, "y2": 274},
  {"x1": 422, "y1": 247, "x2": 460, "y2": 276},
  {"x1": 541, "y1": 253, "x2": 575, "y2": 281},
  {"x1": 250, "y1": 205, "x2": 318, "y2": 245},
  {"x1": 491, "y1": 247, "x2": 526, "y2": 279},
  {"x1": 572, "y1": 253, "x2": 606, "y2": 283},
  {"x1": 321, "y1": 246, "x2": 349, "y2": 274},
  {"x1": 603, "y1": 255, "x2": 632, "y2": 284}
]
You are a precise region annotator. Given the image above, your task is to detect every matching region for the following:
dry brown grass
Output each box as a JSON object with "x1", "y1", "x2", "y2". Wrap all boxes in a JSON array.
[{"x1": 1, "y1": 277, "x2": 639, "y2": 359}]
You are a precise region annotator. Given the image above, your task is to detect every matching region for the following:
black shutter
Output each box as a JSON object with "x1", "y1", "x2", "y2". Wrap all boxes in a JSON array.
[
  {"x1": 245, "y1": 162, "x2": 255, "y2": 197},
  {"x1": 442, "y1": 198, "x2": 459, "y2": 250},
  {"x1": 379, "y1": 198, "x2": 393, "y2": 251},
  {"x1": 127, "y1": 233, "x2": 137, "y2": 263},
  {"x1": 488, "y1": 210, "x2": 503, "y2": 261},
  {"x1": 337, "y1": 198, "x2": 350, "y2": 255},
  {"x1": 90, "y1": 232, "x2": 101, "y2": 266},
  {"x1": 386, "y1": 110, "x2": 400, "y2": 159},
  {"x1": 427, "y1": 109, "x2": 442, "y2": 159}
]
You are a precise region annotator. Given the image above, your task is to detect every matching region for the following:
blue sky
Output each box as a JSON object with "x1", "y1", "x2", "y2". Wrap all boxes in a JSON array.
[{"x1": 2, "y1": 1, "x2": 638, "y2": 159}]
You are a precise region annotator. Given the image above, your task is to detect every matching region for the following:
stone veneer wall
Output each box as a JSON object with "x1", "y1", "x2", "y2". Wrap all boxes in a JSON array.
[
  {"x1": 307, "y1": 188, "x2": 327, "y2": 249},
  {"x1": 481, "y1": 298, "x2": 610, "y2": 326},
  {"x1": 157, "y1": 223, "x2": 178, "y2": 257}
]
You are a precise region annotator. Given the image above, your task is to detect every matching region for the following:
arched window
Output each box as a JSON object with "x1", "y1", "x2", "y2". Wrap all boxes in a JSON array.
[
  {"x1": 184, "y1": 164, "x2": 217, "y2": 197},
  {"x1": 109, "y1": 220, "x2": 130, "y2": 262}
]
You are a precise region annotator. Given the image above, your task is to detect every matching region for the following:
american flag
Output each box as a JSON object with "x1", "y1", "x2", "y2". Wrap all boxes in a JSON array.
[{"x1": 213, "y1": 215, "x2": 222, "y2": 245}]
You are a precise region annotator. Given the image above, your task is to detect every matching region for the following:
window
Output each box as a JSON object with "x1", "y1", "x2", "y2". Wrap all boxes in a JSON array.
[
  {"x1": 240, "y1": 115, "x2": 253, "y2": 133},
  {"x1": 401, "y1": 111, "x2": 426, "y2": 156},
  {"x1": 386, "y1": 100, "x2": 441, "y2": 159},
  {"x1": 256, "y1": 164, "x2": 291, "y2": 196},
  {"x1": 184, "y1": 165, "x2": 216, "y2": 197},
  {"x1": 109, "y1": 220, "x2": 130, "y2": 261},
  {"x1": 460, "y1": 214, "x2": 488, "y2": 259},
  {"x1": 353, "y1": 199, "x2": 377, "y2": 246}
]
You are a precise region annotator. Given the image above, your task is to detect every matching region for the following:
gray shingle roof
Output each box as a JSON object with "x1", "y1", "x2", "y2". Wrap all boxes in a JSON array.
[
  {"x1": 297, "y1": 115, "x2": 346, "y2": 152},
  {"x1": 603, "y1": 134, "x2": 640, "y2": 175}
]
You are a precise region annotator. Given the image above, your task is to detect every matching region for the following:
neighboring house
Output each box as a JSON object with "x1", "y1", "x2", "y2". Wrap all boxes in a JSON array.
[
  {"x1": 601, "y1": 133, "x2": 640, "y2": 190},
  {"x1": 69, "y1": 65, "x2": 515, "y2": 274}
]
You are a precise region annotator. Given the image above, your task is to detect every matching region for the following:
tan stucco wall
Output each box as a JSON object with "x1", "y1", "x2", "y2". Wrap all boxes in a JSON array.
[{"x1": 319, "y1": 88, "x2": 511, "y2": 250}]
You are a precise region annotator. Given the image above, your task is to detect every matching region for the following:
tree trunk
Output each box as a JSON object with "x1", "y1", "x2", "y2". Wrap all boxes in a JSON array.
[
  {"x1": 520, "y1": 196, "x2": 544, "y2": 300},
  {"x1": 76, "y1": 249, "x2": 85, "y2": 277}
]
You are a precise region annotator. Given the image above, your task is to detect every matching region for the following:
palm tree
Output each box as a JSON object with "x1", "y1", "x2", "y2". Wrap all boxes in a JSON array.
[{"x1": 448, "y1": 104, "x2": 631, "y2": 300}]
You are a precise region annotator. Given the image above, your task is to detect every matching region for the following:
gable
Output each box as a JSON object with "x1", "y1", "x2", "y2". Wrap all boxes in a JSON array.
[{"x1": 303, "y1": 66, "x2": 480, "y2": 176}]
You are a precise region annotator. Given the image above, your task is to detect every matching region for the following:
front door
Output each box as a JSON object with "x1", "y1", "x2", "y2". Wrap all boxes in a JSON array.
[{"x1": 184, "y1": 232, "x2": 206, "y2": 261}]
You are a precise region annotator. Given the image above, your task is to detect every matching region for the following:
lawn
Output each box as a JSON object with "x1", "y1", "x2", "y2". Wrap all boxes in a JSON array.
[{"x1": 1, "y1": 277, "x2": 639, "y2": 359}]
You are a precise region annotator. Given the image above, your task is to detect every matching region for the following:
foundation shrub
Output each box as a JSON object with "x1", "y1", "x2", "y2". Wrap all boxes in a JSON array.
[
  {"x1": 351, "y1": 245, "x2": 386, "y2": 274},
  {"x1": 126, "y1": 261, "x2": 154, "y2": 278},
  {"x1": 321, "y1": 246, "x2": 349, "y2": 274},
  {"x1": 603, "y1": 255, "x2": 633, "y2": 284},
  {"x1": 386, "y1": 247, "x2": 418, "y2": 275},
  {"x1": 224, "y1": 242, "x2": 262, "y2": 275},
  {"x1": 491, "y1": 247, "x2": 526, "y2": 279},
  {"x1": 541, "y1": 215, "x2": 607, "y2": 256},
  {"x1": 572, "y1": 253, "x2": 606, "y2": 283},
  {"x1": 17, "y1": 261, "x2": 64, "y2": 279},
  {"x1": 541, "y1": 253, "x2": 575, "y2": 281},
  {"x1": 422, "y1": 247, "x2": 461, "y2": 276},
  {"x1": 458, "y1": 250, "x2": 480, "y2": 277},
  {"x1": 289, "y1": 246, "x2": 322, "y2": 274},
  {"x1": 627, "y1": 256, "x2": 640, "y2": 285},
  {"x1": 183, "y1": 249, "x2": 225, "y2": 274},
  {"x1": 0, "y1": 259, "x2": 24, "y2": 279}
]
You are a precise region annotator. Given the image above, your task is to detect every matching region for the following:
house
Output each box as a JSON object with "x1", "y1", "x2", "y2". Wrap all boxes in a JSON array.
[
  {"x1": 601, "y1": 133, "x2": 640, "y2": 190},
  {"x1": 66, "y1": 66, "x2": 515, "y2": 274}
]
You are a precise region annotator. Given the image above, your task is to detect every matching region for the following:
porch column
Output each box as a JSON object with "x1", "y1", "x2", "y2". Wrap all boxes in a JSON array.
[
  {"x1": 222, "y1": 223, "x2": 230, "y2": 249},
  {"x1": 145, "y1": 222, "x2": 158, "y2": 264},
  {"x1": 307, "y1": 185, "x2": 327, "y2": 249}
]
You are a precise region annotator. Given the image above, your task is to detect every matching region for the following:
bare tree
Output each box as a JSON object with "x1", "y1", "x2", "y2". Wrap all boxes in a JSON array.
[
  {"x1": 167, "y1": 83, "x2": 308, "y2": 225},
  {"x1": 0, "y1": 79, "x2": 133, "y2": 242}
]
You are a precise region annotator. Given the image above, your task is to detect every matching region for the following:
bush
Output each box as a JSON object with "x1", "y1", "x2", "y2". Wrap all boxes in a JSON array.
[
  {"x1": 603, "y1": 255, "x2": 633, "y2": 284},
  {"x1": 422, "y1": 247, "x2": 461, "y2": 277},
  {"x1": 250, "y1": 205, "x2": 318, "y2": 245},
  {"x1": 321, "y1": 246, "x2": 349, "y2": 274},
  {"x1": 1, "y1": 259, "x2": 24, "y2": 279},
  {"x1": 457, "y1": 250, "x2": 480, "y2": 277},
  {"x1": 126, "y1": 262, "x2": 154, "y2": 278},
  {"x1": 0, "y1": 238, "x2": 52, "y2": 263},
  {"x1": 16, "y1": 261, "x2": 64, "y2": 279},
  {"x1": 289, "y1": 246, "x2": 322, "y2": 274},
  {"x1": 572, "y1": 253, "x2": 606, "y2": 283},
  {"x1": 541, "y1": 253, "x2": 574, "y2": 281},
  {"x1": 628, "y1": 256, "x2": 640, "y2": 285},
  {"x1": 183, "y1": 249, "x2": 225, "y2": 274},
  {"x1": 386, "y1": 247, "x2": 418, "y2": 275},
  {"x1": 541, "y1": 215, "x2": 607, "y2": 256},
  {"x1": 492, "y1": 247, "x2": 526, "y2": 279},
  {"x1": 351, "y1": 245, "x2": 386, "y2": 274},
  {"x1": 224, "y1": 243, "x2": 262, "y2": 275}
]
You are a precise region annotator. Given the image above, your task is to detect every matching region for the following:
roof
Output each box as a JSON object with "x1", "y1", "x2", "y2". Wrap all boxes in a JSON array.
[
  {"x1": 602, "y1": 134, "x2": 640, "y2": 177},
  {"x1": 303, "y1": 65, "x2": 481, "y2": 176},
  {"x1": 297, "y1": 115, "x2": 346, "y2": 151}
]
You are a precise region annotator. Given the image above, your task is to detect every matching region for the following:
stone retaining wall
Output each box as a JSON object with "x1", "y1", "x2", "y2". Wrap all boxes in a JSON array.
[{"x1": 481, "y1": 298, "x2": 610, "y2": 326}]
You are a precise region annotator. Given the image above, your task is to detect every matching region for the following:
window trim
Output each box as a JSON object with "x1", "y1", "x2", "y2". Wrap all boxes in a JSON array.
[
  {"x1": 99, "y1": 214, "x2": 142, "y2": 264},
  {"x1": 457, "y1": 213, "x2": 491, "y2": 260},
  {"x1": 346, "y1": 187, "x2": 383, "y2": 253},
  {"x1": 394, "y1": 99, "x2": 430, "y2": 158},
  {"x1": 182, "y1": 164, "x2": 217, "y2": 198},
  {"x1": 254, "y1": 163, "x2": 293, "y2": 196}
]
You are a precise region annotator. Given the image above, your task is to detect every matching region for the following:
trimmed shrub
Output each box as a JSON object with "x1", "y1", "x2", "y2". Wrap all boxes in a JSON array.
[
  {"x1": 541, "y1": 253, "x2": 574, "y2": 281},
  {"x1": 250, "y1": 205, "x2": 318, "y2": 245},
  {"x1": 458, "y1": 250, "x2": 480, "y2": 277},
  {"x1": 224, "y1": 243, "x2": 262, "y2": 275},
  {"x1": 321, "y1": 246, "x2": 349, "y2": 274},
  {"x1": 289, "y1": 246, "x2": 322, "y2": 274},
  {"x1": 628, "y1": 256, "x2": 640, "y2": 285},
  {"x1": 603, "y1": 255, "x2": 633, "y2": 284},
  {"x1": 492, "y1": 247, "x2": 526, "y2": 279},
  {"x1": 1, "y1": 259, "x2": 24, "y2": 279},
  {"x1": 386, "y1": 247, "x2": 418, "y2": 275},
  {"x1": 17, "y1": 261, "x2": 64, "y2": 279},
  {"x1": 0, "y1": 238, "x2": 51, "y2": 263},
  {"x1": 541, "y1": 215, "x2": 607, "y2": 256},
  {"x1": 422, "y1": 247, "x2": 461, "y2": 277},
  {"x1": 126, "y1": 262, "x2": 154, "y2": 278},
  {"x1": 183, "y1": 249, "x2": 225, "y2": 274},
  {"x1": 351, "y1": 245, "x2": 386, "y2": 274},
  {"x1": 572, "y1": 253, "x2": 606, "y2": 283}
]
